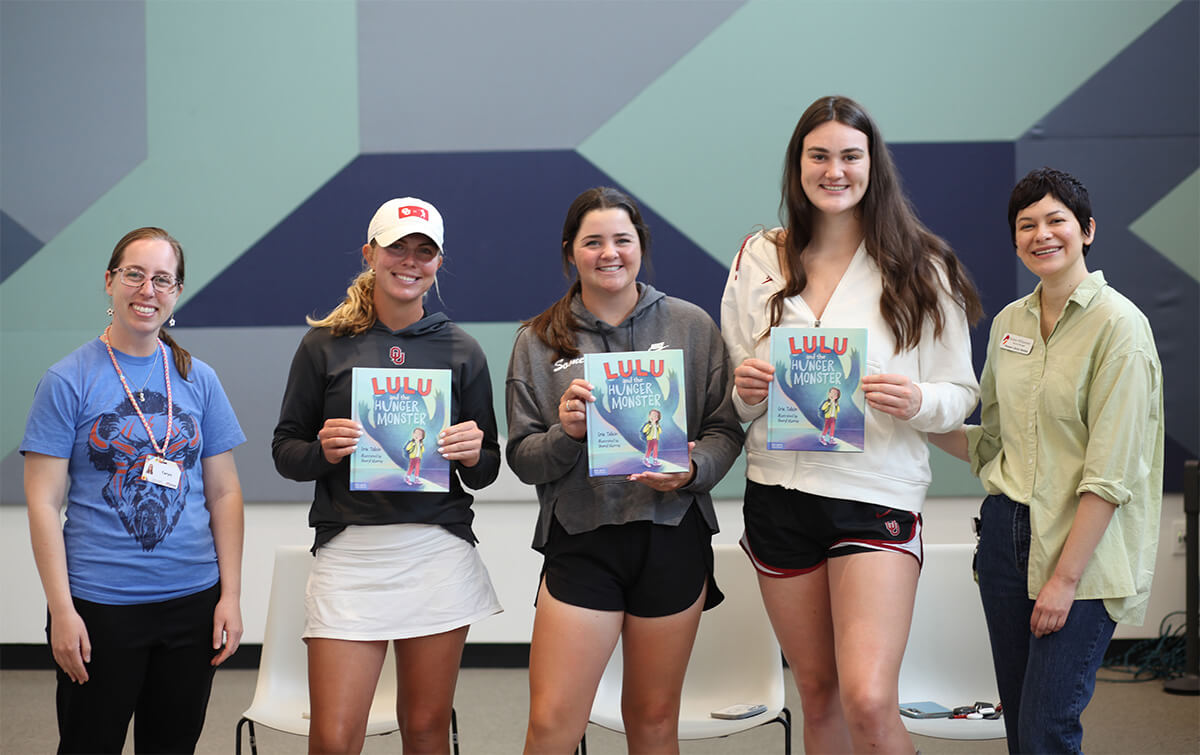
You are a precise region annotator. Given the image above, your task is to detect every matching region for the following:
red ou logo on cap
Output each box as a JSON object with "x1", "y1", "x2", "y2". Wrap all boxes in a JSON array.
[{"x1": 398, "y1": 206, "x2": 429, "y2": 221}]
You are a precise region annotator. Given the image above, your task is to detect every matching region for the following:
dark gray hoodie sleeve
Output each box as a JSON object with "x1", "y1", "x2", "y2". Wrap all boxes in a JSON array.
[
  {"x1": 504, "y1": 329, "x2": 587, "y2": 485},
  {"x1": 686, "y1": 321, "x2": 739, "y2": 492},
  {"x1": 679, "y1": 314, "x2": 745, "y2": 494}
]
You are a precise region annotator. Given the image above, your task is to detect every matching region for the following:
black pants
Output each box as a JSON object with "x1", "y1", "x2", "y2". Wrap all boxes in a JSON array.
[{"x1": 49, "y1": 583, "x2": 220, "y2": 754}]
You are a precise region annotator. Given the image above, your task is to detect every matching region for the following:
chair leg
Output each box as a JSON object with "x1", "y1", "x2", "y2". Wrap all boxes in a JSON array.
[
  {"x1": 774, "y1": 707, "x2": 792, "y2": 755},
  {"x1": 451, "y1": 707, "x2": 459, "y2": 755},
  {"x1": 235, "y1": 717, "x2": 258, "y2": 755}
]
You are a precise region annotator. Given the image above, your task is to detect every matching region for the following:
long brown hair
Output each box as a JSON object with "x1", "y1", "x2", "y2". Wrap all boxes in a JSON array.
[
  {"x1": 107, "y1": 227, "x2": 193, "y2": 379},
  {"x1": 521, "y1": 187, "x2": 652, "y2": 359},
  {"x1": 770, "y1": 96, "x2": 982, "y2": 350}
]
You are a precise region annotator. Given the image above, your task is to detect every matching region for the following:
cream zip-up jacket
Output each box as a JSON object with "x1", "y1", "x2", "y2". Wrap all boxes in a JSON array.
[{"x1": 720, "y1": 231, "x2": 979, "y2": 512}]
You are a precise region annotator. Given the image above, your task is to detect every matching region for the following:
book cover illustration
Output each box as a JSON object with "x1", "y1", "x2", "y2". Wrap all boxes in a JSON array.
[
  {"x1": 350, "y1": 367, "x2": 452, "y2": 492},
  {"x1": 767, "y1": 327, "x2": 867, "y2": 452},
  {"x1": 583, "y1": 350, "x2": 689, "y2": 477}
]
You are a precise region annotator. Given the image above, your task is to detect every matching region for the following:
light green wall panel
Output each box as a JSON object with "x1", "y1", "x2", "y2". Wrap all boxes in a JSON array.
[
  {"x1": 0, "y1": 0, "x2": 359, "y2": 458},
  {"x1": 1130, "y1": 169, "x2": 1200, "y2": 282},
  {"x1": 928, "y1": 444, "x2": 986, "y2": 498}
]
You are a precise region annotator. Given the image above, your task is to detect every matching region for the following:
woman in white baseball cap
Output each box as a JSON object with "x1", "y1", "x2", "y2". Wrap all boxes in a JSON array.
[{"x1": 273, "y1": 197, "x2": 502, "y2": 754}]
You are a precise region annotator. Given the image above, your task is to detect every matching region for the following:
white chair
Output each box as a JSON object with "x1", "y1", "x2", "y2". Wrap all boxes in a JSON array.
[
  {"x1": 236, "y1": 545, "x2": 458, "y2": 754},
  {"x1": 580, "y1": 543, "x2": 792, "y2": 753},
  {"x1": 897, "y1": 543, "x2": 1005, "y2": 740}
]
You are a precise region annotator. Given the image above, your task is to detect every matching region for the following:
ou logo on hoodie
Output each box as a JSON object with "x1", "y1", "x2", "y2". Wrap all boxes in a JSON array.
[{"x1": 390, "y1": 346, "x2": 405, "y2": 365}]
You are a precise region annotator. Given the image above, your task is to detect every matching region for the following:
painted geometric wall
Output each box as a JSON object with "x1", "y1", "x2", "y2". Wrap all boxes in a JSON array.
[{"x1": 2, "y1": 0, "x2": 1195, "y2": 504}]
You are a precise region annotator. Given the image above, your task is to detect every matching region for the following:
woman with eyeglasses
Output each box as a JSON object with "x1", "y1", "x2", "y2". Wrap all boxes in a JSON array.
[
  {"x1": 273, "y1": 197, "x2": 502, "y2": 754},
  {"x1": 22, "y1": 227, "x2": 247, "y2": 754}
]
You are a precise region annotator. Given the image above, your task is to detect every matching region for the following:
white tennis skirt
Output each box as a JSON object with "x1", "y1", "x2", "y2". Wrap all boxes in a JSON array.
[{"x1": 303, "y1": 523, "x2": 503, "y2": 641}]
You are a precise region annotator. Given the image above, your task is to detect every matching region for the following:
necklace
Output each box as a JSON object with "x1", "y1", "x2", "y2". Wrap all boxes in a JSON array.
[
  {"x1": 100, "y1": 329, "x2": 156, "y2": 401},
  {"x1": 135, "y1": 364, "x2": 154, "y2": 403},
  {"x1": 101, "y1": 325, "x2": 174, "y2": 455}
]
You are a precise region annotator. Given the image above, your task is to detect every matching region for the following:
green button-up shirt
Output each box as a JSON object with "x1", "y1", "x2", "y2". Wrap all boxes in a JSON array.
[{"x1": 966, "y1": 271, "x2": 1163, "y2": 625}]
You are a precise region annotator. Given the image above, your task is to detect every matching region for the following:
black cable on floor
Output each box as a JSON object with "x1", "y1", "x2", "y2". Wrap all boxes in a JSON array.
[{"x1": 1099, "y1": 611, "x2": 1187, "y2": 682}]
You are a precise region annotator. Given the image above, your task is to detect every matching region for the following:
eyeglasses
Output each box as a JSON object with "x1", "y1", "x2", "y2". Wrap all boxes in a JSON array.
[
  {"x1": 379, "y1": 244, "x2": 440, "y2": 264},
  {"x1": 111, "y1": 267, "x2": 181, "y2": 293}
]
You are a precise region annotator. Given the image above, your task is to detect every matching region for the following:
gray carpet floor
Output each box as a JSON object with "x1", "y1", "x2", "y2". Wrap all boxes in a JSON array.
[{"x1": 2, "y1": 667, "x2": 1196, "y2": 753}]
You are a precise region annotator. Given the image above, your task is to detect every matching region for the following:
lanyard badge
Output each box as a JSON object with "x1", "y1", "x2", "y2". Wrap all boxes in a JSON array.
[
  {"x1": 103, "y1": 327, "x2": 179, "y2": 489},
  {"x1": 141, "y1": 456, "x2": 181, "y2": 489}
]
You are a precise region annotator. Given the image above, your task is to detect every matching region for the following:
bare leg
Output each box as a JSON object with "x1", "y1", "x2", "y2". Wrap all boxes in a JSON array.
[
  {"x1": 619, "y1": 587, "x2": 705, "y2": 755},
  {"x1": 307, "y1": 638, "x2": 387, "y2": 754},
  {"x1": 524, "y1": 578, "x2": 623, "y2": 754},
  {"x1": 393, "y1": 626, "x2": 470, "y2": 754},
  {"x1": 828, "y1": 551, "x2": 920, "y2": 754},
  {"x1": 757, "y1": 565, "x2": 853, "y2": 753}
]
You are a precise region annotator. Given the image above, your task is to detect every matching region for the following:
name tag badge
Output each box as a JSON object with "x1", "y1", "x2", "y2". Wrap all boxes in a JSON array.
[
  {"x1": 999, "y1": 332, "x2": 1034, "y2": 355},
  {"x1": 142, "y1": 457, "x2": 181, "y2": 489}
]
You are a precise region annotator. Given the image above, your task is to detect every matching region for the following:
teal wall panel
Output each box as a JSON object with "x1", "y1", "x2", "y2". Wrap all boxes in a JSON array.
[
  {"x1": 578, "y1": 0, "x2": 1177, "y2": 266},
  {"x1": 1, "y1": 0, "x2": 360, "y2": 458}
]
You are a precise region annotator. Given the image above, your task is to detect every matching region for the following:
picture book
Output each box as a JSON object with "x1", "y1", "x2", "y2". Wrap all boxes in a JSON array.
[
  {"x1": 767, "y1": 327, "x2": 867, "y2": 452},
  {"x1": 583, "y1": 350, "x2": 689, "y2": 477},
  {"x1": 350, "y1": 367, "x2": 452, "y2": 492}
]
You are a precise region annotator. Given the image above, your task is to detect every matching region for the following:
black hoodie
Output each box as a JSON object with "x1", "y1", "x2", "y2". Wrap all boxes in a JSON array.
[{"x1": 273, "y1": 312, "x2": 499, "y2": 551}]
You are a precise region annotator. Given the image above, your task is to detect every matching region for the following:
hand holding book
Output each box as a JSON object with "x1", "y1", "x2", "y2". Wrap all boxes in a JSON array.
[
  {"x1": 437, "y1": 420, "x2": 484, "y2": 467},
  {"x1": 317, "y1": 417, "x2": 362, "y2": 464},
  {"x1": 558, "y1": 378, "x2": 595, "y2": 441},
  {"x1": 733, "y1": 358, "x2": 774, "y2": 406},
  {"x1": 627, "y1": 441, "x2": 696, "y2": 491},
  {"x1": 860, "y1": 373, "x2": 923, "y2": 420}
]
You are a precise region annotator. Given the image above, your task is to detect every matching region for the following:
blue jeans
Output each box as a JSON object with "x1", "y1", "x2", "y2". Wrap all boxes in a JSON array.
[{"x1": 975, "y1": 494, "x2": 1116, "y2": 754}]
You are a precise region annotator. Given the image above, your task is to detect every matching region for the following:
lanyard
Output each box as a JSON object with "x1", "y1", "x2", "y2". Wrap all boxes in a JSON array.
[{"x1": 102, "y1": 327, "x2": 174, "y2": 458}]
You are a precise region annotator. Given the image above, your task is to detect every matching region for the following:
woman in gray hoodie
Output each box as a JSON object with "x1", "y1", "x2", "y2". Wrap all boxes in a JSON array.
[{"x1": 506, "y1": 187, "x2": 744, "y2": 754}]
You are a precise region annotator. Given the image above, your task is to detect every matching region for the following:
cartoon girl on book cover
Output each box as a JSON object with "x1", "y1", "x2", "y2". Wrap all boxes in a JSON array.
[
  {"x1": 403, "y1": 427, "x2": 425, "y2": 484},
  {"x1": 641, "y1": 409, "x2": 662, "y2": 467},
  {"x1": 818, "y1": 387, "x2": 841, "y2": 446}
]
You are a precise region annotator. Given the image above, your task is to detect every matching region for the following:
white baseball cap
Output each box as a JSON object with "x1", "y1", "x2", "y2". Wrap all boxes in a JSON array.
[{"x1": 367, "y1": 197, "x2": 444, "y2": 249}]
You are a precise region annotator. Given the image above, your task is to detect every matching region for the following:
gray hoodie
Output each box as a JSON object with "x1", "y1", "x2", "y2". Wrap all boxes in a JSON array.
[{"x1": 506, "y1": 284, "x2": 744, "y2": 549}]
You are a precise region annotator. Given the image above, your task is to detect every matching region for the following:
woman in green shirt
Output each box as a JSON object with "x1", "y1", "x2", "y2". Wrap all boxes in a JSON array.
[{"x1": 932, "y1": 167, "x2": 1163, "y2": 754}]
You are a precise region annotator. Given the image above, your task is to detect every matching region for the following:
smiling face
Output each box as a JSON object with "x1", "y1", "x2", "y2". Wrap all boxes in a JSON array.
[
  {"x1": 104, "y1": 238, "x2": 181, "y2": 351},
  {"x1": 799, "y1": 120, "x2": 870, "y2": 218},
  {"x1": 569, "y1": 207, "x2": 642, "y2": 310},
  {"x1": 364, "y1": 232, "x2": 442, "y2": 326},
  {"x1": 1013, "y1": 193, "x2": 1094, "y2": 288}
]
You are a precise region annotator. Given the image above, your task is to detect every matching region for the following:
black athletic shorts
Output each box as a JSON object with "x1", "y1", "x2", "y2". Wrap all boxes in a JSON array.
[
  {"x1": 541, "y1": 503, "x2": 724, "y2": 617},
  {"x1": 741, "y1": 479, "x2": 923, "y2": 577}
]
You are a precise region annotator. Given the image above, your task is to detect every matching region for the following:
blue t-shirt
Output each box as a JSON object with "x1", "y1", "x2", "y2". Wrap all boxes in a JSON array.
[{"x1": 21, "y1": 338, "x2": 245, "y2": 605}]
